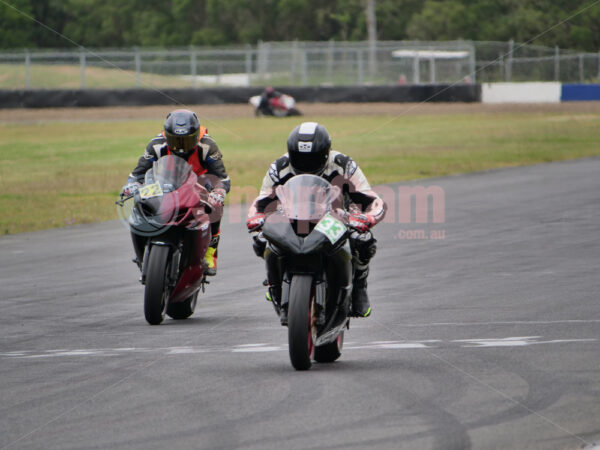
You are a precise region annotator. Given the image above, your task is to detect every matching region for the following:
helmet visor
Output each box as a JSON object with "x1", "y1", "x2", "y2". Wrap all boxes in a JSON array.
[
  {"x1": 165, "y1": 131, "x2": 199, "y2": 151},
  {"x1": 289, "y1": 150, "x2": 328, "y2": 174}
]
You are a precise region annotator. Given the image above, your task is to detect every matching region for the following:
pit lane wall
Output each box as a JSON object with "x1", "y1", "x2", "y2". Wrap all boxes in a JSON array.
[
  {"x1": 0, "y1": 85, "x2": 480, "y2": 108},
  {"x1": 481, "y1": 82, "x2": 600, "y2": 103}
]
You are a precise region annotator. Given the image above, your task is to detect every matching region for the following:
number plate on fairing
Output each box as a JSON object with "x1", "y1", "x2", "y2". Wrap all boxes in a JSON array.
[
  {"x1": 138, "y1": 182, "x2": 163, "y2": 199},
  {"x1": 315, "y1": 213, "x2": 347, "y2": 244}
]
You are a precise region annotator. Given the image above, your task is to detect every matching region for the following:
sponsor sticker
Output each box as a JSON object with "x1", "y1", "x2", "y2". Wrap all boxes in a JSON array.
[
  {"x1": 138, "y1": 182, "x2": 163, "y2": 199},
  {"x1": 298, "y1": 141, "x2": 313, "y2": 152}
]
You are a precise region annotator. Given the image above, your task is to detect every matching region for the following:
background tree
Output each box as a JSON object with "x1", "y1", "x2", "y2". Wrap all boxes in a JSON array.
[{"x1": 0, "y1": 0, "x2": 598, "y2": 50}]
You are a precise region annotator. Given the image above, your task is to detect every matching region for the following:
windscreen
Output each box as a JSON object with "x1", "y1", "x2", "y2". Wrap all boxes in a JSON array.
[
  {"x1": 151, "y1": 155, "x2": 193, "y2": 190},
  {"x1": 275, "y1": 174, "x2": 337, "y2": 221}
]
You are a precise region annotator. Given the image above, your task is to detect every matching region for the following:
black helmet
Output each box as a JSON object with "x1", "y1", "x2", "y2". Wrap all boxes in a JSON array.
[
  {"x1": 287, "y1": 122, "x2": 331, "y2": 174},
  {"x1": 164, "y1": 109, "x2": 200, "y2": 153}
]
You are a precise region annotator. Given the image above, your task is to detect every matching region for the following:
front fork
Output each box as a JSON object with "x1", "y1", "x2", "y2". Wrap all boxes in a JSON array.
[{"x1": 140, "y1": 241, "x2": 180, "y2": 289}]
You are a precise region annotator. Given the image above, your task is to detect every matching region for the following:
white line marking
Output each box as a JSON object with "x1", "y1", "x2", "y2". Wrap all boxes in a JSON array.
[
  {"x1": 1, "y1": 336, "x2": 595, "y2": 359},
  {"x1": 454, "y1": 337, "x2": 597, "y2": 347},
  {"x1": 232, "y1": 345, "x2": 284, "y2": 353},
  {"x1": 393, "y1": 320, "x2": 600, "y2": 327}
]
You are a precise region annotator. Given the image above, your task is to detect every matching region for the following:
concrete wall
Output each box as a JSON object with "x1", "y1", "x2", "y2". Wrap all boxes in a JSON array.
[{"x1": 481, "y1": 82, "x2": 562, "y2": 104}]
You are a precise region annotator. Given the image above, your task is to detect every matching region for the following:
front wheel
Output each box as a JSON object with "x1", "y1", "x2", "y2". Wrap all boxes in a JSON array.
[
  {"x1": 144, "y1": 245, "x2": 170, "y2": 325},
  {"x1": 288, "y1": 274, "x2": 315, "y2": 371}
]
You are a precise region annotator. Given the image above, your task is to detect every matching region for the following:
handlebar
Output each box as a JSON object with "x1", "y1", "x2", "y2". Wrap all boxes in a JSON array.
[{"x1": 115, "y1": 193, "x2": 134, "y2": 207}]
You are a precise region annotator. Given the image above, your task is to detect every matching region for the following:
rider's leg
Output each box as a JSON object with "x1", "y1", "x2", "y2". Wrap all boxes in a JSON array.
[
  {"x1": 264, "y1": 246, "x2": 287, "y2": 325},
  {"x1": 131, "y1": 231, "x2": 147, "y2": 270},
  {"x1": 205, "y1": 222, "x2": 221, "y2": 276},
  {"x1": 349, "y1": 230, "x2": 377, "y2": 317}
]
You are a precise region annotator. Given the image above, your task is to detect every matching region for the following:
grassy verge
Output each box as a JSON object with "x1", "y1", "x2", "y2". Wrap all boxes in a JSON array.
[
  {"x1": 1, "y1": 109, "x2": 599, "y2": 234},
  {"x1": 0, "y1": 64, "x2": 203, "y2": 89}
]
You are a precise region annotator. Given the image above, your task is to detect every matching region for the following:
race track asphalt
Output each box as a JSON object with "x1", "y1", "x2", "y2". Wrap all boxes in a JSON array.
[{"x1": 1, "y1": 158, "x2": 599, "y2": 450}]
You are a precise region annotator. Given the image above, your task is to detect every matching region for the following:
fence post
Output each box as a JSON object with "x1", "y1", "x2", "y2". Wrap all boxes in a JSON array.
[
  {"x1": 301, "y1": 49, "x2": 308, "y2": 86},
  {"x1": 25, "y1": 49, "x2": 31, "y2": 89},
  {"x1": 245, "y1": 47, "x2": 252, "y2": 86},
  {"x1": 134, "y1": 47, "x2": 141, "y2": 88},
  {"x1": 554, "y1": 46, "x2": 560, "y2": 81},
  {"x1": 506, "y1": 39, "x2": 514, "y2": 81},
  {"x1": 327, "y1": 39, "x2": 334, "y2": 84},
  {"x1": 80, "y1": 48, "x2": 86, "y2": 89},
  {"x1": 289, "y1": 40, "x2": 298, "y2": 85},
  {"x1": 429, "y1": 46, "x2": 435, "y2": 83},
  {"x1": 357, "y1": 49, "x2": 364, "y2": 84},
  {"x1": 469, "y1": 42, "x2": 476, "y2": 83},
  {"x1": 366, "y1": 0, "x2": 377, "y2": 81},
  {"x1": 597, "y1": 50, "x2": 600, "y2": 80},
  {"x1": 413, "y1": 52, "x2": 420, "y2": 84},
  {"x1": 579, "y1": 53, "x2": 584, "y2": 83},
  {"x1": 190, "y1": 45, "x2": 197, "y2": 88}
]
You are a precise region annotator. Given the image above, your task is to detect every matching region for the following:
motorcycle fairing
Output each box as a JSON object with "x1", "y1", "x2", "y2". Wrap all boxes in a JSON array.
[{"x1": 262, "y1": 213, "x2": 337, "y2": 256}]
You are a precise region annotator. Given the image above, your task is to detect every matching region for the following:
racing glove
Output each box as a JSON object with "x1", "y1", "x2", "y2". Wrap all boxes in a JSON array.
[
  {"x1": 246, "y1": 213, "x2": 266, "y2": 232},
  {"x1": 348, "y1": 213, "x2": 375, "y2": 233},
  {"x1": 208, "y1": 188, "x2": 226, "y2": 208},
  {"x1": 121, "y1": 182, "x2": 141, "y2": 197}
]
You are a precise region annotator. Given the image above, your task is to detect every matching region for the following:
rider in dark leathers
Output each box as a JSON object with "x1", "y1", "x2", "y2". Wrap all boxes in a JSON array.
[
  {"x1": 122, "y1": 109, "x2": 230, "y2": 276},
  {"x1": 257, "y1": 86, "x2": 282, "y2": 116},
  {"x1": 247, "y1": 122, "x2": 386, "y2": 322}
]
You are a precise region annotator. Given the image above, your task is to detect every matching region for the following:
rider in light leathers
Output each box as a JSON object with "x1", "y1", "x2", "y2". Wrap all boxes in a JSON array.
[{"x1": 247, "y1": 122, "x2": 386, "y2": 322}]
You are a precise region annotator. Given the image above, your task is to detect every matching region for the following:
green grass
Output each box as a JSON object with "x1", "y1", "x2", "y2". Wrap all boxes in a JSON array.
[
  {"x1": 0, "y1": 64, "x2": 203, "y2": 89},
  {"x1": 0, "y1": 110, "x2": 599, "y2": 234}
]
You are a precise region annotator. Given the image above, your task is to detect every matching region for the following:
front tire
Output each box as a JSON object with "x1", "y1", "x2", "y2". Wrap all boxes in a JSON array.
[
  {"x1": 144, "y1": 245, "x2": 170, "y2": 325},
  {"x1": 288, "y1": 274, "x2": 315, "y2": 370}
]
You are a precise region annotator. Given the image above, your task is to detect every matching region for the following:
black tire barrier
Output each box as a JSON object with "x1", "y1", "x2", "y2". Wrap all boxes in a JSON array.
[{"x1": 0, "y1": 84, "x2": 481, "y2": 109}]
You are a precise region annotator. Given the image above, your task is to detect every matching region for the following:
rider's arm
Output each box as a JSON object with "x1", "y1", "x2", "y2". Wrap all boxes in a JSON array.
[
  {"x1": 345, "y1": 162, "x2": 387, "y2": 225},
  {"x1": 128, "y1": 137, "x2": 163, "y2": 183},
  {"x1": 248, "y1": 171, "x2": 277, "y2": 217},
  {"x1": 199, "y1": 136, "x2": 230, "y2": 193}
]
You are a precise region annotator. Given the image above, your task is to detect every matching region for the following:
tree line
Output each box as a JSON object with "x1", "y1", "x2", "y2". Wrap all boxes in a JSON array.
[{"x1": 1, "y1": 0, "x2": 598, "y2": 51}]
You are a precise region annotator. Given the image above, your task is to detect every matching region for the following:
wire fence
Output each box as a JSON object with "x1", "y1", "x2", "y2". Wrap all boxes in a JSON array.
[{"x1": 0, "y1": 40, "x2": 598, "y2": 90}]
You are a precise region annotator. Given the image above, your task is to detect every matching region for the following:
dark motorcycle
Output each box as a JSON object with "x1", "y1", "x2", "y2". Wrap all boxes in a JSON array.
[
  {"x1": 117, "y1": 155, "x2": 219, "y2": 325},
  {"x1": 257, "y1": 175, "x2": 355, "y2": 370}
]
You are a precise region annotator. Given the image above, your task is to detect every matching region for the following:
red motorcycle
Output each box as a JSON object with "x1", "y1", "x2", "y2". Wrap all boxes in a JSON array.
[
  {"x1": 249, "y1": 94, "x2": 302, "y2": 117},
  {"x1": 117, "y1": 155, "x2": 220, "y2": 325}
]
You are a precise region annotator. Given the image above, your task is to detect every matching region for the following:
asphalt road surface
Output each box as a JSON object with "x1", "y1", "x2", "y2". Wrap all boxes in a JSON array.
[{"x1": 1, "y1": 158, "x2": 599, "y2": 450}]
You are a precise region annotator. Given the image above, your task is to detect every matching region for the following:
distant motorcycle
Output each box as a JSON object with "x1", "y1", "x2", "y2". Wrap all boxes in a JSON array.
[
  {"x1": 117, "y1": 155, "x2": 220, "y2": 325},
  {"x1": 249, "y1": 94, "x2": 302, "y2": 117},
  {"x1": 255, "y1": 175, "x2": 356, "y2": 370}
]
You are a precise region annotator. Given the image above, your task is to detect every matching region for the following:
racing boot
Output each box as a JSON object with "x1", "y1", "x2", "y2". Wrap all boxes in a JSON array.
[
  {"x1": 351, "y1": 266, "x2": 371, "y2": 317},
  {"x1": 204, "y1": 234, "x2": 220, "y2": 276},
  {"x1": 131, "y1": 232, "x2": 147, "y2": 271}
]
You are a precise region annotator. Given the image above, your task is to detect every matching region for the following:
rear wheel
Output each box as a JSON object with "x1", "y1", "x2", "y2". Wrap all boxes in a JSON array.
[
  {"x1": 288, "y1": 274, "x2": 315, "y2": 371},
  {"x1": 144, "y1": 245, "x2": 170, "y2": 325},
  {"x1": 314, "y1": 332, "x2": 344, "y2": 363},
  {"x1": 167, "y1": 292, "x2": 198, "y2": 320}
]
